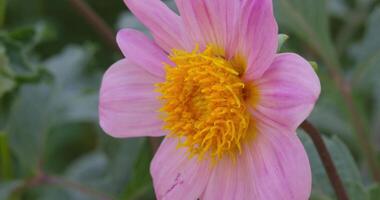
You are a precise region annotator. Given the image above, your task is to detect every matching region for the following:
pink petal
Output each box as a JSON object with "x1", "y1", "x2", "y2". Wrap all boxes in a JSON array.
[
  {"x1": 174, "y1": 0, "x2": 241, "y2": 55},
  {"x1": 124, "y1": 0, "x2": 189, "y2": 52},
  {"x1": 151, "y1": 137, "x2": 211, "y2": 200},
  {"x1": 251, "y1": 53, "x2": 321, "y2": 132},
  {"x1": 117, "y1": 29, "x2": 171, "y2": 78},
  {"x1": 99, "y1": 59, "x2": 165, "y2": 138},
  {"x1": 202, "y1": 123, "x2": 311, "y2": 200},
  {"x1": 240, "y1": 0, "x2": 278, "y2": 80}
]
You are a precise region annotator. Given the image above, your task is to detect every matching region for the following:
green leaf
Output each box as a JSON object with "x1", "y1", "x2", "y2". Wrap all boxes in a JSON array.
[
  {"x1": 0, "y1": 27, "x2": 42, "y2": 80},
  {"x1": 6, "y1": 83, "x2": 53, "y2": 175},
  {"x1": 299, "y1": 132, "x2": 364, "y2": 199},
  {"x1": 327, "y1": 0, "x2": 349, "y2": 18},
  {"x1": 350, "y1": 7, "x2": 380, "y2": 136},
  {"x1": 44, "y1": 45, "x2": 99, "y2": 124},
  {"x1": 0, "y1": 0, "x2": 5, "y2": 27},
  {"x1": 0, "y1": 46, "x2": 15, "y2": 98},
  {"x1": 0, "y1": 181, "x2": 23, "y2": 200},
  {"x1": 121, "y1": 140, "x2": 155, "y2": 200},
  {"x1": 3, "y1": 44, "x2": 102, "y2": 176},
  {"x1": 100, "y1": 137, "x2": 145, "y2": 194},
  {"x1": 37, "y1": 152, "x2": 109, "y2": 200},
  {"x1": 40, "y1": 137, "x2": 146, "y2": 200},
  {"x1": 351, "y1": 7, "x2": 380, "y2": 87},
  {"x1": 0, "y1": 76, "x2": 15, "y2": 98},
  {"x1": 274, "y1": 0, "x2": 337, "y2": 65},
  {"x1": 368, "y1": 184, "x2": 380, "y2": 200}
]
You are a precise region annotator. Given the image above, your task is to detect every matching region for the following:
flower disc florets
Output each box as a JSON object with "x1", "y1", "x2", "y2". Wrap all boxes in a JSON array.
[{"x1": 157, "y1": 46, "x2": 252, "y2": 161}]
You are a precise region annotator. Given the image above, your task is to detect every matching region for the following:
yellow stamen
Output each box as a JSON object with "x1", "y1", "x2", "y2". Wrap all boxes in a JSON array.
[{"x1": 157, "y1": 46, "x2": 253, "y2": 162}]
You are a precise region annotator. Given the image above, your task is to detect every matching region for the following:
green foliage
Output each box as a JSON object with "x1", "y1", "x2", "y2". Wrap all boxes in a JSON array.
[
  {"x1": 274, "y1": 0, "x2": 338, "y2": 64},
  {"x1": 299, "y1": 132, "x2": 368, "y2": 199},
  {"x1": 0, "y1": 0, "x2": 380, "y2": 199},
  {"x1": 368, "y1": 184, "x2": 380, "y2": 200}
]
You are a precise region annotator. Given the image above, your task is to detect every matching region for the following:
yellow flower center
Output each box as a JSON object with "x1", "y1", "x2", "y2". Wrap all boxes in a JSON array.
[{"x1": 157, "y1": 46, "x2": 254, "y2": 161}]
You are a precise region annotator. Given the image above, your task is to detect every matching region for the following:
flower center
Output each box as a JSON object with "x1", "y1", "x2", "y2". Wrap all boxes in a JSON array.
[{"x1": 157, "y1": 46, "x2": 253, "y2": 161}]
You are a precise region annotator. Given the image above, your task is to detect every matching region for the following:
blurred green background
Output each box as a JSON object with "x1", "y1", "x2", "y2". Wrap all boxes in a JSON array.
[{"x1": 1, "y1": 0, "x2": 380, "y2": 199}]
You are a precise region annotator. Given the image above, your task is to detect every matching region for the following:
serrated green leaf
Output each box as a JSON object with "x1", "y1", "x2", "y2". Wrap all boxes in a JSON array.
[
  {"x1": 274, "y1": 0, "x2": 337, "y2": 66},
  {"x1": 0, "y1": 46, "x2": 15, "y2": 98},
  {"x1": 3, "y1": 43, "x2": 102, "y2": 177}
]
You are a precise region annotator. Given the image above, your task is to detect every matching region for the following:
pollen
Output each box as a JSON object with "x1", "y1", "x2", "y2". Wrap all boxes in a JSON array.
[{"x1": 156, "y1": 46, "x2": 253, "y2": 161}]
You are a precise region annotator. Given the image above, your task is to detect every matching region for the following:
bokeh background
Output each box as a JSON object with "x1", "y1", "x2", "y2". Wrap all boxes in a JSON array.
[{"x1": 1, "y1": 0, "x2": 380, "y2": 199}]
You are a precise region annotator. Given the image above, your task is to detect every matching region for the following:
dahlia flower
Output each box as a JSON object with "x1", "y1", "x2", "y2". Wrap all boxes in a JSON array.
[{"x1": 99, "y1": 0, "x2": 321, "y2": 199}]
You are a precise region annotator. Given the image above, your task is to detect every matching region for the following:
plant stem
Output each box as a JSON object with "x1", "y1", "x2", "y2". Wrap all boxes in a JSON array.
[
  {"x1": 11, "y1": 170, "x2": 114, "y2": 200},
  {"x1": 301, "y1": 121, "x2": 349, "y2": 200},
  {"x1": 45, "y1": 175, "x2": 113, "y2": 200},
  {"x1": 68, "y1": 0, "x2": 118, "y2": 51}
]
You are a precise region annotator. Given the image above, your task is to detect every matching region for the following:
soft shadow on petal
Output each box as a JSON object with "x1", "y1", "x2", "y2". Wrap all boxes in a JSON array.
[
  {"x1": 151, "y1": 137, "x2": 212, "y2": 200},
  {"x1": 202, "y1": 123, "x2": 311, "y2": 200},
  {"x1": 239, "y1": 0, "x2": 278, "y2": 80},
  {"x1": 117, "y1": 29, "x2": 171, "y2": 78},
  {"x1": 99, "y1": 59, "x2": 165, "y2": 138},
  {"x1": 124, "y1": 0, "x2": 190, "y2": 51},
  {"x1": 250, "y1": 53, "x2": 321, "y2": 132},
  {"x1": 174, "y1": 0, "x2": 241, "y2": 55}
]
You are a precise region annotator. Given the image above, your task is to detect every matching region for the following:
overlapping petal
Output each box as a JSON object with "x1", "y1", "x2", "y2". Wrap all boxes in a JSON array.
[
  {"x1": 124, "y1": 0, "x2": 189, "y2": 51},
  {"x1": 117, "y1": 29, "x2": 171, "y2": 78},
  {"x1": 99, "y1": 59, "x2": 165, "y2": 138},
  {"x1": 250, "y1": 53, "x2": 321, "y2": 132},
  {"x1": 150, "y1": 138, "x2": 212, "y2": 200},
  {"x1": 202, "y1": 123, "x2": 311, "y2": 200},
  {"x1": 174, "y1": 0, "x2": 241, "y2": 56},
  {"x1": 239, "y1": 0, "x2": 279, "y2": 80}
]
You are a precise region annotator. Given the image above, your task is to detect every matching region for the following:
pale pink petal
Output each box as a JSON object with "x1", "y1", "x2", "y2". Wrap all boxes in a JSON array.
[
  {"x1": 124, "y1": 0, "x2": 189, "y2": 51},
  {"x1": 239, "y1": 0, "x2": 278, "y2": 80},
  {"x1": 99, "y1": 59, "x2": 165, "y2": 138},
  {"x1": 202, "y1": 124, "x2": 311, "y2": 200},
  {"x1": 151, "y1": 137, "x2": 211, "y2": 200},
  {"x1": 117, "y1": 29, "x2": 171, "y2": 78},
  {"x1": 250, "y1": 53, "x2": 321, "y2": 132},
  {"x1": 174, "y1": 0, "x2": 241, "y2": 55}
]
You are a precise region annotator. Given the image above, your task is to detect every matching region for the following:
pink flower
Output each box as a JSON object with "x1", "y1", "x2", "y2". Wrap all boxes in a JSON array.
[{"x1": 99, "y1": 0, "x2": 321, "y2": 199}]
